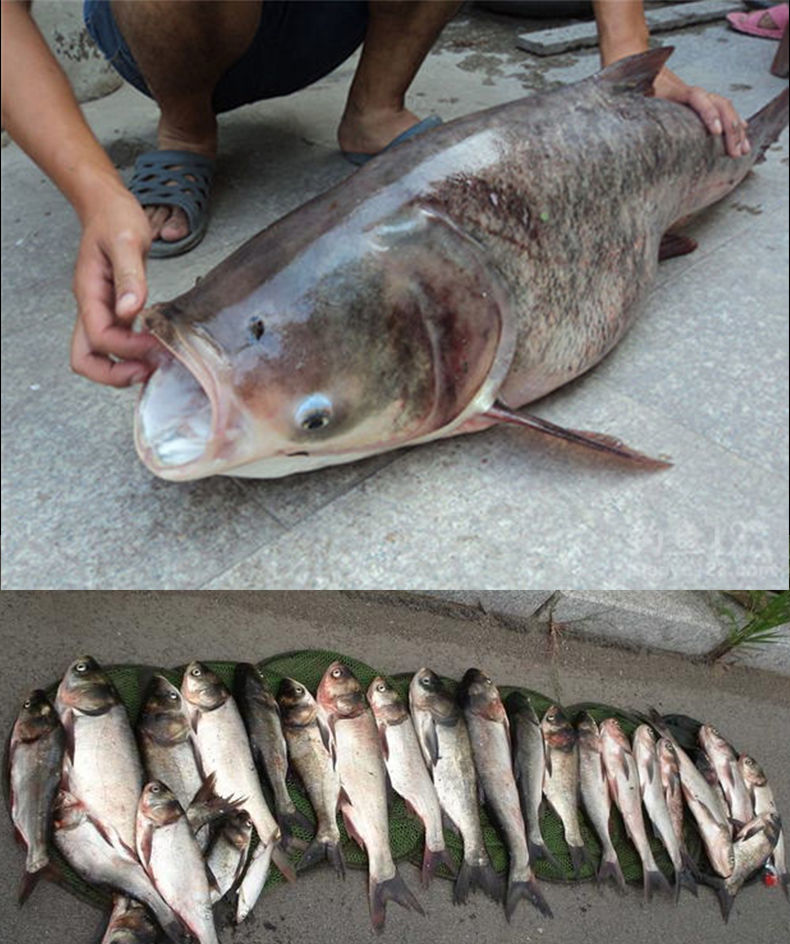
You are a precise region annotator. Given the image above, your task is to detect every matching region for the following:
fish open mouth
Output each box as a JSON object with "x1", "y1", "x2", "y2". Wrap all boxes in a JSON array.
[{"x1": 134, "y1": 328, "x2": 228, "y2": 481}]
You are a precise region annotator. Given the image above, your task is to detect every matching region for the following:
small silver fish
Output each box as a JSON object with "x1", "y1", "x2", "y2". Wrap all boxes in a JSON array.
[{"x1": 738, "y1": 754, "x2": 788, "y2": 898}]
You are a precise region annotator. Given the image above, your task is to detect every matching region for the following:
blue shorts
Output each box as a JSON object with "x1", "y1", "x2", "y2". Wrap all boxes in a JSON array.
[{"x1": 83, "y1": 0, "x2": 368, "y2": 113}]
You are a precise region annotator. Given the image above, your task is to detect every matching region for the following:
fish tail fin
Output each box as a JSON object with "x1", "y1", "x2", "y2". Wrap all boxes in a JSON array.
[
  {"x1": 528, "y1": 838, "x2": 563, "y2": 874},
  {"x1": 569, "y1": 843, "x2": 593, "y2": 880},
  {"x1": 369, "y1": 869, "x2": 424, "y2": 932},
  {"x1": 278, "y1": 809, "x2": 313, "y2": 850},
  {"x1": 748, "y1": 87, "x2": 789, "y2": 165},
  {"x1": 677, "y1": 863, "x2": 698, "y2": 900},
  {"x1": 272, "y1": 842, "x2": 297, "y2": 883},
  {"x1": 505, "y1": 876, "x2": 553, "y2": 921},
  {"x1": 454, "y1": 858, "x2": 504, "y2": 905},
  {"x1": 644, "y1": 867, "x2": 673, "y2": 903},
  {"x1": 421, "y1": 846, "x2": 456, "y2": 887},
  {"x1": 18, "y1": 865, "x2": 46, "y2": 905},
  {"x1": 297, "y1": 836, "x2": 346, "y2": 879},
  {"x1": 713, "y1": 879, "x2": 735, "y2": 923},
  {"x1": 597, "y1": 853, "x2": 627, "y2": 894}
]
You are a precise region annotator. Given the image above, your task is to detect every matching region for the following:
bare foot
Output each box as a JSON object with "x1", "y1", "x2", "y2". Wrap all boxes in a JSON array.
[
  {"x1": 142, "y1": 116, "x2": 217, "y2": 244},
  {"x1": 337, "y1": 104, "x2": 425, "y2": 158}
]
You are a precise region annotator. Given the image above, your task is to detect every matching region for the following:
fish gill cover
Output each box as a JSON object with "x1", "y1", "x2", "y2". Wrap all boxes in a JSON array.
[{"x1": 5, "y1": 648, "x2": 705, "y2": 911}]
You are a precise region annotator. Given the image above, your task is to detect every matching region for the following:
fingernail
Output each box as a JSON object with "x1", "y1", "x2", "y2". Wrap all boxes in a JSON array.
[
  {"x1": 742, "y1": 138, "x2": 751, "y2": 154},
  {"x1": 712, "y1": 119, "x2": 723, "y2": 135},
  {"x1": 118, "y1": 292, "x2": 137, "y2": 311},
  {"x1": 131, "y1": 370, "x2": 149, "y2": 384}
]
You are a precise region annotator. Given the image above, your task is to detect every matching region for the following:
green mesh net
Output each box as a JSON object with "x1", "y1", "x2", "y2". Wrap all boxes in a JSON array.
[{"x1": 7, "y1": 649, "x2": 706, "y2": 913}]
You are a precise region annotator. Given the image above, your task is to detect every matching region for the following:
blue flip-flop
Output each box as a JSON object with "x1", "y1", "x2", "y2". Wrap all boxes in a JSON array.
[
  {"x1": 129, "y1": 149, "x2": 215, "y2": 258},
  {"x1": 342, "y1": 114, "x2": 443, "y2": 166}
]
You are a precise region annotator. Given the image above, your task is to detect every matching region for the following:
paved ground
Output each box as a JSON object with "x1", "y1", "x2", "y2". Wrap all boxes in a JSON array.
[
  {"x1": 1, "y1": 6, "x2": 787, "y2": 588},
  {"x1": 1, "y1": 591, "x2": 789, "y2": 943}
]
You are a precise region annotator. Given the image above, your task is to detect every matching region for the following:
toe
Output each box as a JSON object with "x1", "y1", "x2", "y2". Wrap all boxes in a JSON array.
[{"x1": 159, "y1": 207, "x2": 190, "y2": 242}]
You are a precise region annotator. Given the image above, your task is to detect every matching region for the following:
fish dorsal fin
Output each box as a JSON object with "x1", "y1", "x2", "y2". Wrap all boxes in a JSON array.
[{"x1": 595, "y1": 47, "x2": 674, "y2": 96}]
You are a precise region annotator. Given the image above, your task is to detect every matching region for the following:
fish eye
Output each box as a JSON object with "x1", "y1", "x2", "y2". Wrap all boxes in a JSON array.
[
  {"x1": 150, "y1": 784, "x2": 160, "y2": 794},
  {"x1": 294, "y1": 685, "x2": 303, "y2": 695},
  {"x1": 191, "y1": 667, "x2": 202, "y2": 677},
  {"x1": 248, "y1": 316, "x2": 265, "y2": 342},
  {"x1": 75, "y1": 661, "x2": 88, "y2": 673},
  {"x1": 331, "y1": 667, "x2": 343, "y2": 678},
  {"x1": 376, "y1": 683, "x2": 387, "y2": 692},
  {"x1": 168, "y1": 691, "x2": 178, "y2": 701},
  {"x1": 295, "y1": 394, "x2": 333, "y2": 432},
  {"x1": 23, "y1": 698, "x2": 31, "y2": 708}
]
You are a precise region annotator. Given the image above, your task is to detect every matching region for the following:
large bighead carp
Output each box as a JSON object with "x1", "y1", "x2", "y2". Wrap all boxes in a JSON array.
[{"x1": 135, "y1": 49, "x2": 789, "y2": 480}]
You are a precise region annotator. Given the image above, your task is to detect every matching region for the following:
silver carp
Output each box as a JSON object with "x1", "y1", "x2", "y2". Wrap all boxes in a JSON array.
[
  {"x1": 577, "y1": 712, "x2": 625, "y2": 892},
  {"x1": 136, "y1": 781, "x2": 219, "y2": 944},
  {"x1": 719, "y1": 812, "x2": 782, "y2": 922},
  {"x1": 206, "y1": 810, "x2": 254, "y2": 904},
  {"x1": 134, "y1": 49, "x2": 788, "y2": 481},
  {"x1": 600, "y1": 718, "x2": 672, "y2": 901},
  {"x1": 632, "y1": 724, "x2": 696, "y2": 899},
  {"x1": 459, "y1": 669, "x2": 552, "y2": 919},
  {"x1": 738, "y1": 754, "x2": 789, "y2": 897},
  {"x1": 367, "y1": 676, "x2": 454, "y2": 887},
  {"x1": 54, "y1": 656, "x2": 143, "y2": 854},
  {"x1": 277, "y1": 677, "x2": 345, "y2": 877},
  {"x1": 541, "y1": 705, "x2": 590, "y2": 879},
  {"x1": 697, "y1": 723, "x2": 753, "y2": 827},
  {"x1": 656, "y1": 737, "x2": 696, "y2": 885},
  {"x1": 180, "y1": 661, "x2": 294, "y2": 922},
  {"x1": 53, "y1": 790, "x2": 187, "y2": 944},
  {"x1": 8, "y1": 689, "x2": 65, "y2": 902},
  {"x1": 317, "y1": 661, "x2": 424, "y2": 931},
  {"x1": 507, "y1": 692, "x2": 561, "y2": 874},
  {"x1": 409, "y1": 668, "x2": 503, "y2": 905},
  {"x1": 99, "y1": 895, "x2": 159, "y2": 944},
  {"x1": 236, "y1": 663, "x2": 311, "y2": 845}
]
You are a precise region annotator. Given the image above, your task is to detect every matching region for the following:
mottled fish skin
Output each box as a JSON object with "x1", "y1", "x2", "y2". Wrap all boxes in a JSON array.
[
  {"x1": 99, "y1": 895, "x2": 159, "y2": 944},
  {"x1": 409, "y1": 668, "x2": 503, "y2": 906},
  {"x1": 648, "y1": 712, "x2": 734, "y2": 880},
  {"x1": 136, "y1": 674, "x2": 204, "y2": 816},
  {"x1": 54, "y1": 656, "x2": 143, "y2": 853},
  {"x1": 236, "y1": 663, "x2": 311, "y2": 843},
  {"x1": 507, "y1": 692, "x2": 561, "y2": 874},
  {"x1": 134, "y1": 49, "x2": 788, "y2": 481},
  {"x1": 738, "y1": 754, "x2": 789, "y2": 897},
  {"x1": 367, "y1": 676, "x2": 453, "y2": 887},
  {"x1": 718, "y1": 813, "x2": 782, "y2": 922},
  {"x1": 207, "y1": 811, "x2": 253, "y2": 904},
  {"x1": 577, "y1": 713, "x2": 625, "y2": 892},
  {"x1": 53, "y1": 791, "x2": 187, "y2": 944},
  {"x1": 541, "y1": 705, "x2": 590, "y2": 879},
  {"x1": 600, "y1": 718, "x2": 672, "y2": 901},
  {"x1": 460, "y1": 670, "x2": 552, "y2": 920},
  {"x1": 277, "y1": 677, "x2": 345, "y2": 878},
  {"x1": 317, "y1": 662, "x2": 423, "y2": 932},
  {"x1": 136, "y1": 782, "x2": 219, "y2": 944},
  {"x1": 9, "y1": 689, "x2": 65, "y2": 900},
  {"x1": 633, "y1": 725, "x2": 696, "y2": 899},
  {"x1": 698, "y1": 724, "x2": 753, "y2": 827}
]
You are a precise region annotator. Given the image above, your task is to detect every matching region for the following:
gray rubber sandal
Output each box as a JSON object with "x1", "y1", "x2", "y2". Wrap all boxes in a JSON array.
[
  {"x1": 342, "y1": 115, "x2": 443, "y2": 166},
  {"x1": 129, "y1": 149, "x2": 215, "y2": 258}
]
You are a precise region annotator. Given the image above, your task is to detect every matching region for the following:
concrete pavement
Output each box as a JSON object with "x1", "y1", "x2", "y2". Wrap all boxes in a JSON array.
[{"x1": 1, "y1": 590, "x2": 788, "y2": 943}]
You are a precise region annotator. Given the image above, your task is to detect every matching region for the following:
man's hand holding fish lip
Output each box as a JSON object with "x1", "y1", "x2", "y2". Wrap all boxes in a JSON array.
[{"x1": 1, "y1": 1, "x2": 753, "y2": 397}]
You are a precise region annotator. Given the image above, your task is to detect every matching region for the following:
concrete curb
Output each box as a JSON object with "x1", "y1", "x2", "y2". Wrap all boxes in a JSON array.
[{"x1": 402, "y1": 590, "x2": 790, "y2": 676}]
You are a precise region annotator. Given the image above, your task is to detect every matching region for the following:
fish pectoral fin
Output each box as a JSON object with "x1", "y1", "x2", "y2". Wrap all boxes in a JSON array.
[
  {"x1": 417, "y1": 713, "x2": 440, "y2": 768},
  {"x1": 137, "y1": 820, "x2": 153, "y2": 872},
  {"x1": 659, "y1": 231, "x2": 698, "y2": 261},
  {"x1": 378, "y1": 724, "x2": 390, "y2": 763},
  {"x1": 61, "y1": 708, "x2": 76, "y2": 764},
  {"x1": 484, "y1": 402, "x2": 672, "y2": 469}
]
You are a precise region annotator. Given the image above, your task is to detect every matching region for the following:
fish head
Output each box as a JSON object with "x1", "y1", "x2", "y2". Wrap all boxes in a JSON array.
[
  {"x1": 56, "y1": 656, "x2": 118, "y2": 715},
  {"x1": 138, "y1": 675, "x2": 189, "y2": 744},
  {"x1": 12, "y1": 689, "x2": 60, "y2": 743},
  {"x1": 632, "y1": 723, "x2": 656, "y2": 751},
  {"x1": 134, "y1": 206, "x2": 515, "y2": 480},
  {"x1": 367, "y1": 677, "x2": 407, "y2": 724},
  {"x1": 52, "y1": 790, "x2": 86, "y2": 831},
  {"x1": 576, "y1": 711, "x2": 601, "y2": 746},
  {"x1": 181, "y1": 662, "x2": 229, "y2": 711},
  {"x1": 106, "y1": 899, "x2": 159, "y2": 944},
  {"x1": 316, "y1": 661, "x2": 365, "y2": 718},
  {"x1": 656, "y1": 737, "x2": 679, "y2": 768},
  {"x1": 599, "y1": 717, "x2": 629, "y2": 751},
  {"x1": 277, "y1": 677, "x2": 317, "y2": 727},
  {"x1": 409, "y1": 668, "x2": 457, "y2": 721},
  {"x1": 237, "y1": 663, "x2": 278, "y2": 711},
  {"x1": 223, "y1": 810, "x2": 254, "y2": 848},
  {"x1": 542, "y1": 704, "x2": 576, "y2": 750},
  {"x1": 138, "y1": 781, "x2": 182, "y2": 826},
  {"x1": 737, "y1": 753, "x2": 767, "y2": 788},
  {"x1": 458, "y1": 668, "x2": 505, "y2": 721}
]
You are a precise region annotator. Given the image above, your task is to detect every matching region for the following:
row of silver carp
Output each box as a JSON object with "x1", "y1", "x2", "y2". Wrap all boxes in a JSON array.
[{"x1": 8, "y1": 656, "x2": 787, "y2": 943}]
